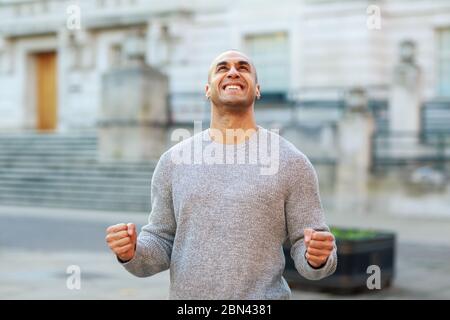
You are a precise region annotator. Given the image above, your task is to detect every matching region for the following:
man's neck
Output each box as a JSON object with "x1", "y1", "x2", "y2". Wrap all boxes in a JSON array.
[{"x1": 209, "y1": 105, "x2": 258, "y2": 145}]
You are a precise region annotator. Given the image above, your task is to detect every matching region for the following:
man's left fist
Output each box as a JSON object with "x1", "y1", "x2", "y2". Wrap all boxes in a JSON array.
[{"x1": 304, "y1": 228, "x2": 335, "y2": 268}]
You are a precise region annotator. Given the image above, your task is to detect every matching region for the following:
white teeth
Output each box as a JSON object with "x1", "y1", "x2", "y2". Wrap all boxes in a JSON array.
[{"x1": 225, "y1": 85, "x2": 241, "y2": 90}]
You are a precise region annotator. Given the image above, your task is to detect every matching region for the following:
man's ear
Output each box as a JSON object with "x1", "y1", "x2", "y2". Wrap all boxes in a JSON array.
[
  {"x1": 256, "y1": 84, "x2": 261, "y2": 99},
  {"x1": 205, "y1": 84, "x2": 211, "y2": 99}
]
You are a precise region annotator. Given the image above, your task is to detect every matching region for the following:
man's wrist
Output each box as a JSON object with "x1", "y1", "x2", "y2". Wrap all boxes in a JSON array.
[
  {"x1": 117, "y1": 255, "x2": 132, "y2": 263},
  {"x1": 307, "y1": 259, "x2": 326, "y2": 269}
]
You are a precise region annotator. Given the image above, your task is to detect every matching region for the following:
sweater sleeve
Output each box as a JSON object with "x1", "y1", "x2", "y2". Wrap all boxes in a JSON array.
[
  {"x1": 119, "y1": 152, "x2": 176, "y2": 277},
  {"x1": 284, "y1": 155, "x2": 337, "y2": 280}
]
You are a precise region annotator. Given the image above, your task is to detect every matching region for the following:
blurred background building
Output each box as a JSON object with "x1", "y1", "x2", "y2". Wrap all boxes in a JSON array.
[
  {"x1": 0, "y1": 0, "x2": 450, "y2": 129},
  {"x1": 0, "y1": 0, "x2": 449, "y2": 211}
]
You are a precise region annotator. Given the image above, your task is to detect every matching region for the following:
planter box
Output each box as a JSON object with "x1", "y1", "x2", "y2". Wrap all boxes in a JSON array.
[{"x1": 283, "y1": 228, "x2": 396, "y2": 294}]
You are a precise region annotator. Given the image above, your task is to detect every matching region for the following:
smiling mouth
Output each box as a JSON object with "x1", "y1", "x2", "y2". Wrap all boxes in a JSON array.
[{"x1": 222, "y1": 84, "x2": 245, "y2": 92}]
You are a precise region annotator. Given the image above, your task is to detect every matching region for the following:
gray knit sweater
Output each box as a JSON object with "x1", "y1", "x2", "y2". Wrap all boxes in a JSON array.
[{"x1": 120, "y1": 127, "x2": 337, "y2": 299}]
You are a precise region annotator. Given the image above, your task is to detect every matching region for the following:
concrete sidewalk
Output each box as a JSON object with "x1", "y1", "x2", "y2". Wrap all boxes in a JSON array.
[{"x1": 1, "y1": 205, "x2": 449, "y2": 299}]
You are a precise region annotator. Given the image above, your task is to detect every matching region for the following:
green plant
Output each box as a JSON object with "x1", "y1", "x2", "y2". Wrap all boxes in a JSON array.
[{"x1": 330, "y1": 227, "x2": 378, "y2": 240}]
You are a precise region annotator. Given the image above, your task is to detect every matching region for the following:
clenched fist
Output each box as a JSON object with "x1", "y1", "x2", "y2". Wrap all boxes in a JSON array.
[
  {"x1": 304, "y1": 228, "x2": 335, "y2": 268},
  {"x1": 106, "y1": 223, "x2": 137, "y2": 262}
]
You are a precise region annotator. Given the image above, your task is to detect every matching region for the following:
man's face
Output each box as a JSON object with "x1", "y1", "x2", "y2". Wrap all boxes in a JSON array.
[{"x1": 206, "y1": 51, "x2": 260, "y2": 111}]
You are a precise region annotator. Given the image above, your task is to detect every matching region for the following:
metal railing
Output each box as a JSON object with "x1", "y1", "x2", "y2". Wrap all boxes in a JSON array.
[
  {"x1": 371, "y1": 130, "x2": 450, "y2": 173},
  {"x1": 421, "y1": 100, "x2": 450, "y2": 134}
]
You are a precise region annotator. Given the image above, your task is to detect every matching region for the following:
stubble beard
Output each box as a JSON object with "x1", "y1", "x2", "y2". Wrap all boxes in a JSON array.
[{"x1": 211, "y1": 94, "x2": 255, "y2": 114}]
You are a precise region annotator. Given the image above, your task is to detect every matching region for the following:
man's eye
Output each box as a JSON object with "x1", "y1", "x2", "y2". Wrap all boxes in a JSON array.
[
  {"x1": 217, "y1": 66, "x2": 227, "y2": 71},
  {"x1": 239, "y1": 66, "x2": 249, "y2": 71}
]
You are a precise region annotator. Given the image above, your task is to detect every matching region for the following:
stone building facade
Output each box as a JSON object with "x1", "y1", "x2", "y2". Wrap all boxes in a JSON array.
[{"x1": 0, "y1": 0, "x2": 449, "y2": 132}]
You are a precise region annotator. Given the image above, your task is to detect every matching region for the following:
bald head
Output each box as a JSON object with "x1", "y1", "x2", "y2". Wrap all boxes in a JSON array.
[
  {"x1": 205, "y1": 49, "x2": 261, "y2": 111},
  {"x1": 207, "y1": 50, "x2": 258, "y2": 84}
]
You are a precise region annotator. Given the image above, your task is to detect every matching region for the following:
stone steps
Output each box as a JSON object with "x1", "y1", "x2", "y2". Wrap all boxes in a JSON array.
[
  {"x1": 0, "y1": 171, "x2": 152, "y2": 184},
  {"x1": 0, "y1": 132, "x2": 155, "y2": 212}
]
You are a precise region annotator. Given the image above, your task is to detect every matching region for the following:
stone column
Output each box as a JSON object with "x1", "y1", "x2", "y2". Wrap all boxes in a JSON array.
[
  {"x1": 147, "y1": 20, "x2": 170, "y2": 68},
  {"x1": 0, "y1": 36, "x2": 10, "y2": 74},
  {"x1": 335, "y1": 88, "x2": 375, "y2": 214},
  {"x1": 98, "y1": 32, "x2": 169, "y2": 162},
  {"x1": 389, "y1": 40, "x2": 423, "y2": 134},
  {"x1": 59, "y1": 28, "x2": 97, "y2": 131}
]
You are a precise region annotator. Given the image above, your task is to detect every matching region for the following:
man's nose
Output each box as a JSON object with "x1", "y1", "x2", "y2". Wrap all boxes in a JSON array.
[{"x1": 226, "y1": 66, "x2": 240, "y2": 78}]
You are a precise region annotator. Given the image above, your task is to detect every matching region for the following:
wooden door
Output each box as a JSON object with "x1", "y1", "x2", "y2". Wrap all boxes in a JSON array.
[{"x1": 36, "y1": 52, "x2": 57, "y2": 131}]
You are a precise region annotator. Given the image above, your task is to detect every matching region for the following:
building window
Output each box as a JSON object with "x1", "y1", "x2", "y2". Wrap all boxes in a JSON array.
[
  {"x1": 109, "y1": 44, "x2": 123, "y2": 68},
  {"x1": 245, "y1": 32, "x2": 289, "y2": 95},
  {"x1": 438, "y1": 28, "x2": 450, "y2": 97}
]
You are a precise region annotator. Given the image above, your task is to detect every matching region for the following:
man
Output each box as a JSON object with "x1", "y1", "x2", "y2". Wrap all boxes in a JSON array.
[{"x1": 106, "y1": 50, "x2": 337, "y2": 299}]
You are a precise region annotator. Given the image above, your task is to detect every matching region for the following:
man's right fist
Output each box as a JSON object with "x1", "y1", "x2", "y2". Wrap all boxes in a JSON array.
[{"x1": 106, "y1": 223, "x2": 137, "y2": 262}]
